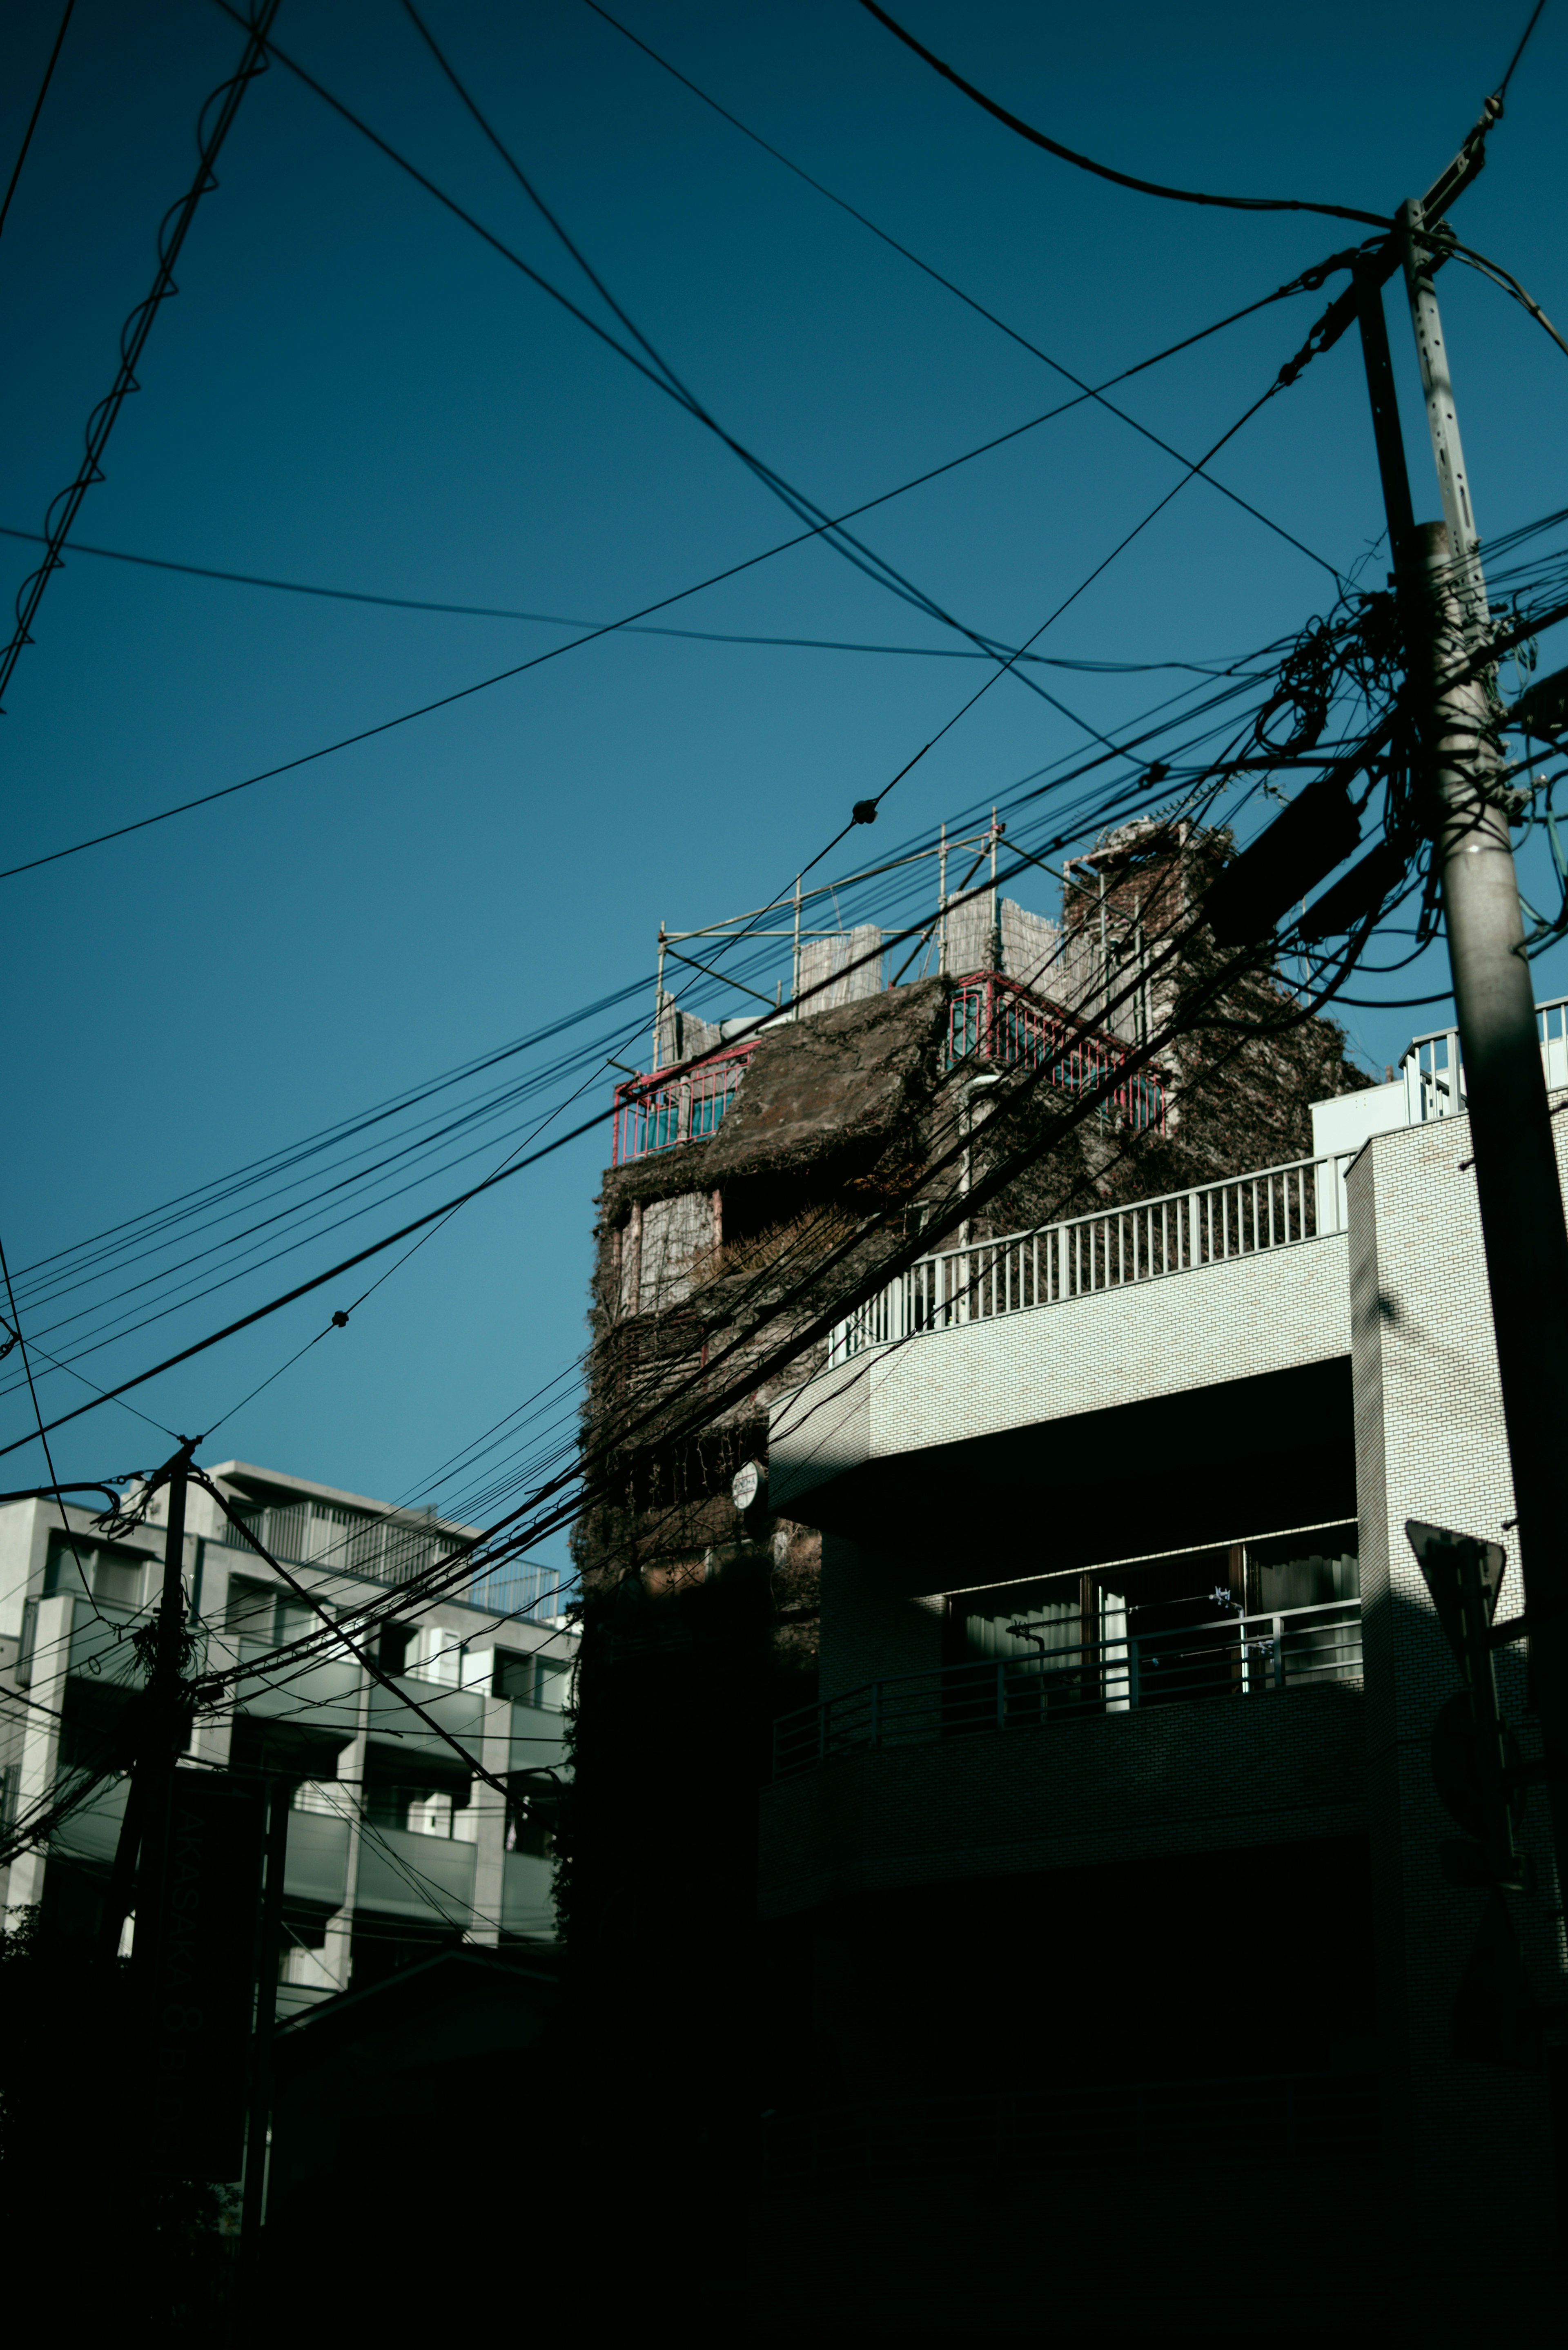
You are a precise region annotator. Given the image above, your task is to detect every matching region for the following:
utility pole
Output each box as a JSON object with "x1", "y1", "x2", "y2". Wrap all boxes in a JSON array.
[
  {"x1": 103, "y1": 1443, "x2": 195, "y2": 1966},
  {"x1": 237, "y1": 1776, "x2": 289, "y2": 2334},
  {"x1": 1374, "y1": 203, "x2": 1568, "y2": 1901}
]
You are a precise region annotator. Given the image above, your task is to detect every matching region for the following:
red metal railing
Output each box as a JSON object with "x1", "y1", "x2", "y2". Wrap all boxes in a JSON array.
[
  {"x1": 946, "y1": 972, "x2": 1165, "y2": 1132},
  {"x1": 612, "y1": 1039, "x2": 759, "y2": 1165},
  {"x1": 611, "y1": 974, "x2": 1163, "y2": 1164}
]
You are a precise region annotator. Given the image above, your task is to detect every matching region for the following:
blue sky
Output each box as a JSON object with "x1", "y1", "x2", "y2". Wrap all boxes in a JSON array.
[{"x1": 1, "y1": 0, "x2": 1564, "y2": 1548}]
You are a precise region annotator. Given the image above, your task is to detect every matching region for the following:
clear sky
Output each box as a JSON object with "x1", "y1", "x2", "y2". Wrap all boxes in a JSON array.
[{"x1": 2, "y1": 0, "x2": 1564, "y2": 1551}]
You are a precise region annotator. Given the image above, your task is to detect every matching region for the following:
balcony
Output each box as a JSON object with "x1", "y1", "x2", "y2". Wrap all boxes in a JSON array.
[
  {"x1": 761, "y1": 2066, "x2": 1376, "y2": 2187},
  {"x1": 773, "y1": 1600, "x2": 1362, "y2": 1779},
  {"x1": 235, "y1": 1634, "x2": 362, "y2": 1740},
  {"x1": 284, "y1": 1810, "x2": 352, "y2": 1908},
  {"x1": 47, "y1": 1777, "x2": 352, "y2": 1912},
  {"x1": 353, "y1": 1823, "x2": 477, "y2": 1922},
  {"x1": 364, "y1": 1673, "x2": 486, "y2": 1759},
  {"x1": 509, "y1": 1697, "x2": 568, "y2": 1775},
  {"x1": 611, "y1": 1038, "x2": 758, "y2": 1164},
  {"x1": 945, "y1": 971, "x2": 1165, "y2": 1128},
  {"x1": 829, "y1": 1150, "x2": 1353, "y2": 1365},
  {"x1": 501, "y1": 1848, "x2": 555, "y2": 1935}
]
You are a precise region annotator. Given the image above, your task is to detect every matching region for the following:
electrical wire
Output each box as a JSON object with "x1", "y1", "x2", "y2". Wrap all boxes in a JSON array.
[
  {"x1": 0, "y1": 1232, "x2": 103, "y2": 1618},
  {"x1": 0, "y1": 0, "x2": 75, "y2": 244},
  {"x1": 0, "y1": 634, "x2": 1401, "y2": 1429},
  {"x1": 0, "y1": 524, "x2": 1241, "y2": 668},
  {"x1": 853, "y1": 0, "x2": 1392, "y2": 227},
  {"x1": 1436, "y1": 235, "x2": 1568, "y2": 364},
  {"x1": 1, "y1": 181, "x2": 1373, "y2": 893},
  {"x1": 1497, "y1": 0, "x2": 1550, "y2": 100},
  {"x1": 577, "y1": 0, "x2": 1351, "y2": 582},
  {"x1": 204, "y1": 873, "x2": 1300, "y2": 1686},
  {"x1": 0, "y1": 628, "x2": 1298, "y2": 1394},
  {"x1": 202, "y1": 0, "x2": 1137, "y2": 743},
  {"x1": 7, "y1": 532, "x2": 1511, "y2": 1474},
  {"x1": 214, "y1": 0, "x2": 1372, "y2": 785},
  {"x1": 0, "y1": 2, "x2": 279, "y2": 707}
]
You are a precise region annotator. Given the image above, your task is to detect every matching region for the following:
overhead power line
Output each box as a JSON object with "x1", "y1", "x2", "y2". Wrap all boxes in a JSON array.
[
  {"x1": 1497, "y1": 0, "x2": 1550, "y2": 100},
  {"x1": 854, "y1": 0, "x2": 1394, "y2": 226},
  {"x1": 0, "y1": 522, "x2": 1244, "y2": 669},
  {"x1": 214, "y1": 1, "x2": 1362, "y2": 765},
  {"x1": 0, "y1": 834, "x2": 1181, "y2": 1463},
  {"x1": 578, "y1": 0, "x2": 1350, "y2": 580},
  {"x1": 0, "y1": 1, "x2": 279, "y2": 707},
  {"x1": 0, "y1": 250, "x2": 1346, "y2": 887},
  {"x1": 0, "y1": 0, "x2": 76, "y2": 244}
]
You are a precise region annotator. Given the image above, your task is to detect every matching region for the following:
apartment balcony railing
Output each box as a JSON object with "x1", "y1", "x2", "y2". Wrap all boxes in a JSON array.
[
  {"x1": 1402, "y1": 992, "x2": 1568, "y2": 1122},
  {"x1": 830, "y1": 1150, "x2": 1354, "y2": 1364},
  {"x1": 214, "y1": 1497, "x2": 451, "y2": 1588},
  {"x1": 946, "y1": 971, "x2": 1165, "y2": 1131},
  {"x1": 772, "y1": 1599, "x2": 1362, "y2": 1779},
  {"x1": 760, "y1": 2066, "x2": 1376, "y2": 2186},
  {"x1": 354, "y1": 1822, "x2": 477, "y2": 1923}
]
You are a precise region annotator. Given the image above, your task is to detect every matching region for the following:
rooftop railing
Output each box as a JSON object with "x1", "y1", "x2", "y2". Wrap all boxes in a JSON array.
[
  {"x1": 1402, "y1": 993, "x2": 1568, "y2": 1121},
  {"x1": 830, "y1": 1150, "x2": 1354, "y2": 1363},
  {"x1": 946, "y1": 971, "x2": 1165, "y2": 1130},
  {"x1": 772, "y1": 1598, "x2": 1362, "y2": 1779},
  {"x1": 611, "y1": 1037, "x2": 759, "y2": 1165},
  {"x1": 609, "y1": 969, "x2": 1165, "y2": 1165}
]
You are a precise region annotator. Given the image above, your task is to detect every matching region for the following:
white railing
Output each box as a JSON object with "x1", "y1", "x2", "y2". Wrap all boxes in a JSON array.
[
  {"x1": 1401, "y1": 994, "x2": 1568, "y2": 1122},
  {"x1": 829, "y1": 1151, "x2": 1355, "y2": 1364}
]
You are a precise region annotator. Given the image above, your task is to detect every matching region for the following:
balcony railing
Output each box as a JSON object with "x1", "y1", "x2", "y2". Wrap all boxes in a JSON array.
[
  {"x1": 610, "y1": 971, "x2": 1168, "y2": 1165},
  {"x1": 772, "y1": 1599, "x2": 1362, "y2": 1778},
  {"x1": 946, "y1": 971, "x2": 1165, "y2": 1130},
  {"x1": 830, "y1": 1150, "x2": 1354, "y2": 1363},
  {"x1": 761, "y1": 2067, "x2": 1377, "y2": 2185},
  {"x1": 612, "y1": 1038, "x2": 759, "y2": 1164},
  {"x1": 1402, "y1": 992, "x2": 1568, "y2": 1121}
]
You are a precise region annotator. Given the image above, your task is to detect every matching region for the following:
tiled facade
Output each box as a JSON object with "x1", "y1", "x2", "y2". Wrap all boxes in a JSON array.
[{"x1": 760, "y1": 1098, "x2": 1568, "y2": 2308}]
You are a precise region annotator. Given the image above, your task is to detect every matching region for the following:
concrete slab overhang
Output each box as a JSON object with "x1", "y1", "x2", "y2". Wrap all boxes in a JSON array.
[{"x1": 770, "y1": 1235, "x2": 1354, "y2": 1567}]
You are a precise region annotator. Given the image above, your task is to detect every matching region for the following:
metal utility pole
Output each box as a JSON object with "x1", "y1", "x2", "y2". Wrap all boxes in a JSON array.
[{"x1": 1391, "y1": 206, "x2": 1568, "y2": 1897}]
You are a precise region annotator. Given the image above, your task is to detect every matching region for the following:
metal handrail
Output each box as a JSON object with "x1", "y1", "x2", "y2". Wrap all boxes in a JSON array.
[
  {"x1": 830, "y1": 1150, "x2": 1355, "y2": 1363},
  {"x1": 773, "y1": 1598, "x2": 1362, "y2": 1779}
]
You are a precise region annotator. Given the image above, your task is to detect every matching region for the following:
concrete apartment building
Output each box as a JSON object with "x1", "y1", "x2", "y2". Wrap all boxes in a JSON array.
[
  {"x1": 757, "y1": 1024, "x2": 1568, "y2": 2330},
  {"x1": 568, "y1": 820, "x2": 1568, "y2": 2329},
  {"x1": 0, "y1": 1458, "x2": 575, "y2": 2004}
]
